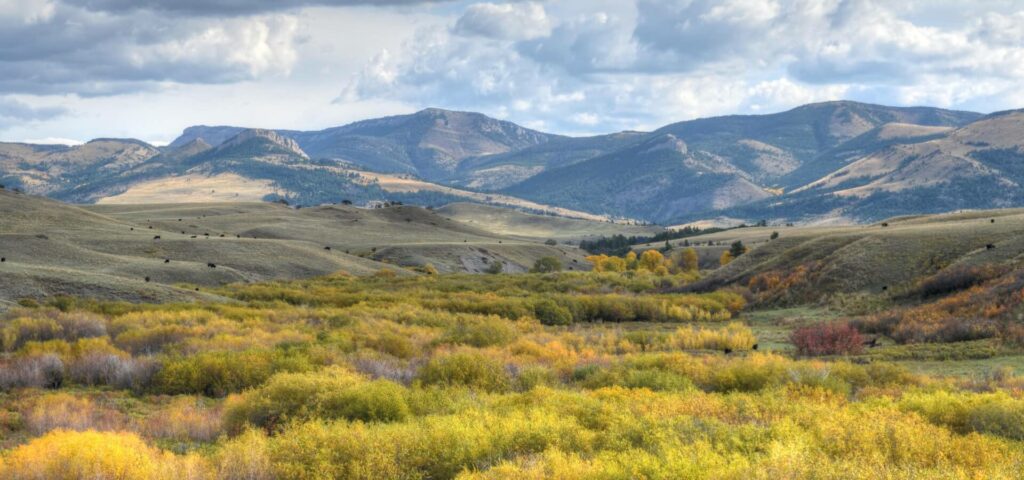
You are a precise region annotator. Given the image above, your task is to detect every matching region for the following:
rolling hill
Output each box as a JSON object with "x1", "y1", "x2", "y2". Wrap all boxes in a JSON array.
[
  {"x1": 435, "y1": 202, "x2": 663, "y2": 242},
  {"x1": 0, "y1": 188, "x2": 595, "y2": 304},
  {"x1": 671, "y1": 207, "x2": 1024, "y2": 299}
]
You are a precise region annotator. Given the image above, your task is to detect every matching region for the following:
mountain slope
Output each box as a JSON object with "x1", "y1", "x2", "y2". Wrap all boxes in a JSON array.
[
  {"x1": 705, "y1": 110, "x2": 1024, "y2": 223},
  {"x1": 449, "y1": 131, "x2": 647, "y2": 190},
  {"x1": 653, "y1": 101, "x2": 981, "y2": 186},
  {"x1": 290, "y1": 108, "x2": 559, "y2": 179},
  {"x1": 1, "y1": 101, "x2": 1008, "y2": 226},
  {"x1": 0, "y1": 139, "x2": 160, "y2": 195},
  {"x1": 169, "y1": 108, "x2": 560, "y2": 181},
  {"x1": 505, "y1": 133, "x2": 774, "y2": 223}
]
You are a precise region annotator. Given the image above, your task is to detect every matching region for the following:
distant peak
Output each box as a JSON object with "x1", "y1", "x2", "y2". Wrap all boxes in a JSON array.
[
  {"x1": 417, "y1": 107, "x2": 461, "y2": 115},
  {"x1": 219, "y1": 128, "x2": 308, "y2": 159},
  {"x1": 170, "y1": 137, "x2": 212, "y2": 156},
  {"x1": 85, "y1": 138, "x2": 156, "y2": 148}
]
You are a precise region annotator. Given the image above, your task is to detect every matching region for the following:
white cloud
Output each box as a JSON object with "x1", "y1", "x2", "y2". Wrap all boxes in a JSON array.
[
  {"x1": 454, "y1": 2, "x2": 551, "y2": 40},
  {"x1": 19, "y1": 137, "x2": 84, "y2": 145},
  {"x1": 341, "y1": 0, "x2": 1024, "y2": 134},
  {"x1": 3, "y1": 0, "x2": 1024, "y2": 141}
]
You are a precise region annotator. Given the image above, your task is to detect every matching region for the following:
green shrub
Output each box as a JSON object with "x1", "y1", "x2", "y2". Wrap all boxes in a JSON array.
[
  {"x1": 514, "y1": 366, "x2": 558, "y2": 391},
  {"x1": 418, "y1": 352, "x2": 510, "y2": 392},
  {"x1": 366, "y1": 333, "x2": 417, "y2": 359},
  {"x1": 532, "y1": 300, "x2": 573, "y2": 326},
  {"x1": 439, "y1": 316, "x2": 518, "y2": 348},
  {"x1": 154, "y1": 349, "x2": 311, "y2": 397},
  {"x1": 530, "y1": 257, "x2": 563, "y2": 273},
  {"x1": 320, "y1": 380, "x2": 411, "y2": 423}
]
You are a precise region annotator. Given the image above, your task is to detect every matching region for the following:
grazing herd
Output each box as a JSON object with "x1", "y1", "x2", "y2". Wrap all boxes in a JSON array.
[{"x1": 117, "y1": 218, "x2": 340, "y2": 285}]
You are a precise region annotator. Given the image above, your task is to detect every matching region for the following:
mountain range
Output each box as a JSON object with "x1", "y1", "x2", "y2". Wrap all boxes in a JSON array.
[{"x1": 5, "y1": 100, "x2": 1024, "y2": 225}]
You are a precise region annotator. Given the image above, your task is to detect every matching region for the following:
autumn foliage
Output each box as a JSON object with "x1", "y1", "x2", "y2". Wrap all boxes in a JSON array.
[{"x1": 790, "y1": 322, "x2": 864, "y2": 356}]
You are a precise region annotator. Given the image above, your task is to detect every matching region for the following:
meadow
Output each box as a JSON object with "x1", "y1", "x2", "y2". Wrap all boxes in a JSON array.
[{"x1": 2, "y1": 260, "x2": 1024, "y2": 479}]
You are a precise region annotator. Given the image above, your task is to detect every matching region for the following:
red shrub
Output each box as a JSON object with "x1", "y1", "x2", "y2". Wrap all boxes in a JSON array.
[{"x1": 790, "y1": 322, "x2": 864, "y2": 356}]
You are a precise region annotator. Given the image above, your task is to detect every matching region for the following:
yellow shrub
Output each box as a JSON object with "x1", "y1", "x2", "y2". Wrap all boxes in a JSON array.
[
  {"x1": 670, "y1": 322, "x2": 757, "y2": 351},
  {"x1": 0, "y1": 429, "x2": 211, "y2": 480}
]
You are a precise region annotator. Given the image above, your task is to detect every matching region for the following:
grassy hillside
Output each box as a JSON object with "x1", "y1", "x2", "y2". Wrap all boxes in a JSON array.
[
  {"x1": 0, "y1": 191, "x2": 596, "y2": 303},
  {"x1": 87, "y1": 201, "x2": 590, "y2": 274},
  {"x1": 0, "y1": 190, "x2": 390, "y2": 303},
  {"x1": 676, "y1": 208, "x2": 1024, "y2": 298},
  {"x1": 436, "y1": 202, "x2": 663, "y2": 242}
]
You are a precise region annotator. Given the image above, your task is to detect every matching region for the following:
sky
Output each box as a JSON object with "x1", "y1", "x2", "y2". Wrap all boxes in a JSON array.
[{"x1": 1, "y1": 0, "x2": 1023, "y2": 145}]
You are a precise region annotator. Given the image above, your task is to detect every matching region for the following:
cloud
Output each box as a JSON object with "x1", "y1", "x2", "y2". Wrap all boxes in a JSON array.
[
  {"x1": 0, "y1": 2, "x2": 300, "y2": 96},
  {"x1": 4, "y1": 0, "x2": 1024, "y2": 141},
  {"x1": 341, "y1": 0, "x2": 1024, "y2": 133},
  {"x1": 61, "y1": 0, "x2": 449, "y2": 16},
  {"x1": 454, "y1": 2, "x2": 551, "y2": 40},
  {"x1": 0, "y1": 97, "x2": 68, "y2": 129},
  {"x1": 19, "y1": 137, "x2": 84, "y2": 145}
]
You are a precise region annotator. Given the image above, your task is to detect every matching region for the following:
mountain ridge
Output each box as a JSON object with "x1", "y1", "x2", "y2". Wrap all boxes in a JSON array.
[{"x1": 7, "y1": 101, "x2": 1024, "y2": 226}]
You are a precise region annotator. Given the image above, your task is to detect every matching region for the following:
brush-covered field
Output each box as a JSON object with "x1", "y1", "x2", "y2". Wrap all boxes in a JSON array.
[{"x1": 2, "y1": 266, "x2": 1024, "y2": 479}]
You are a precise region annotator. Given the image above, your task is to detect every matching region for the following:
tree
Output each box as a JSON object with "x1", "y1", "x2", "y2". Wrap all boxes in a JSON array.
[
  {"x1": 624, "y1": 251, "x2": 639, "y2": 270},
  {"x1": 720, "y1": 251, "x2": 734, "y2": 266},
  {"x1": 530, "y1": 256, "x2": 563, "y2": 273},
  {"x1": 680, "y1": 247, "x2": 698, "y2": 272},
  {"x1": 770, "y1": 231, "x2": 779, "y2": 240},
  {"x1": 585, "y1": 255, "x2": 626, "y2": 272},
  {"x1": 639, "y1": 250, "x2": 665, "y2": 272},
  {"x1": 485, "y1": 262, "x2": 504, "y2": 274},
  {"x1": 662, "y1": 240, "x2": 673, "y2": 252},
  {"x1": 544, "y1": 239, "x2": 558, "y2": 246},
  {"x1": 729, "y1": 240, "x2": 747, "y2": 259}
]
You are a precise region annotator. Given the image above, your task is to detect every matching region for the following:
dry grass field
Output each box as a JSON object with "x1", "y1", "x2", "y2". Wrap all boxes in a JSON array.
[
  {"x1": 639, "y1": 209, "x2": 1024, "y2": 296},
  {"x1": 0, "y1": 190, "x2": 621, "y2": 304}
]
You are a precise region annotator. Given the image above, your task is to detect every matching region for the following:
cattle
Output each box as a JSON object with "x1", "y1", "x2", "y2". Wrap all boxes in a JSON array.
[
  {"x1": 164, "y1": 259, "x2": 170, "y2": 263},
  {"x1": 153, "y1": 236, "x2": 161, "y2": 240},
  {"x1": 1, "y1": 257, "x2": 5, "y2": 262},
  {"x1": 144, "y1": 276, "x2": 150, "y2": 282},
  {"x1": 752, "y1": 343, "x2": 758, "y2": 351},
  {"x1": 986, "y1": 244, "x2": 996, "y2": 250},
  {"x1": 324, "y1": 246, "x2": 332, "y2": 251},
  {"x1": 207, "y1": 263, "x2": 216, "y2": 268},
  {"x1": 723, "y1": 348, "x2": 733, "y2": 355}
]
